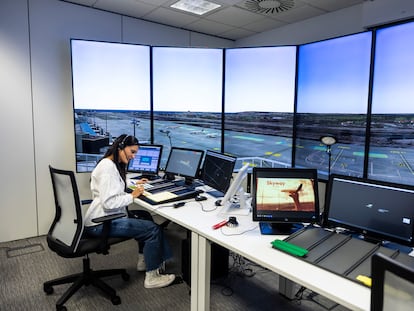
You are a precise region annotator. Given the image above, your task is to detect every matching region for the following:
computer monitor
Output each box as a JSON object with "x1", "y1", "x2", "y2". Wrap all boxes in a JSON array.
[
  {"x1": 324, "y1": 175, "x2": 414, "y2": 247},
  {"x1": 371, "y1": 253, "x2": 414, "y2": 311},
  {"x1": 164, "y1": 147, "x2": 204, "y2": 184},
  {"x1": 252, "y1": 167, "x2": 320, "y2": 235},
  {"x1": 201, "y1": 150, "x2": 236, "y2": 197},
  {"x1": 127, "y1": 144, "x2": 163, "y2": 179}
]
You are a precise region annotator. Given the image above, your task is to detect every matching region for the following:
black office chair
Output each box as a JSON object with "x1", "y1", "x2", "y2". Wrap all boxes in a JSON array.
[
  {"x1": 43, "y1": 165, "x2": 131, "y2": 311},
  {"x1": 371, "y1": 252, "x2": 414, "y2": 311}
]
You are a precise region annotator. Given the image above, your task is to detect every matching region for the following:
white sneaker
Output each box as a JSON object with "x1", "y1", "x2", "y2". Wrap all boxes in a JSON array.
[
  {"x1": 144, "y1": 269, "x2": 175, "y2": 289},
  {"x1": 137, "y1": 254, "x2": 146, "y2": 272}
]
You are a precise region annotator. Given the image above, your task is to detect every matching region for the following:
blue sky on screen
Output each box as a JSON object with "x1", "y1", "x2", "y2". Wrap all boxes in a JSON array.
[
  {"x1": 297, "y1": 32, "x2": 372, "y2": 114},
  {"x1": 71, "y1": 40, "x2": 150, "y2": 110},
  {"x1": 372, "y1": 21, "x2": 414, "y2": 114},
  {"x1": 225, "y1": 46, "x2": 296, "y2": 113},
  {"x1": 152, "y1": 47, "x2": 223, "y2": 112}
]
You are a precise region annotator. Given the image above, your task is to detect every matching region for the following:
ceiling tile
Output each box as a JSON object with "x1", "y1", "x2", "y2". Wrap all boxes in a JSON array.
[
  {"x1": 94, "y1": 0, "x2": 157, "y2": 17},
  {"x1": 271, "y1": 4, "x2": 325, "y2": 23},
  {"x1": 138, "y1": 0, "x2": 172, "y2": 6},
  {"x1": 205, "y1": 6, "x2": 263, "y2": 27},
  {"x1": 242, "y1": 16, "x2": 286, "y2": 32},
  {"x1": 300, "y1": 0, "x2": 365, "y2": 12},
  {"x1": 219, "y1": 27, "x2": 256, "y2": 40},
  {"x1": 63, "y1": 0, "x2": 97, "y2": 5},
  {"x1": 185, "y1": 19, "x2": 234, "y2": 35},
  {"x1": 144, "y1": 7, "x2": 199, "y2": 27}
]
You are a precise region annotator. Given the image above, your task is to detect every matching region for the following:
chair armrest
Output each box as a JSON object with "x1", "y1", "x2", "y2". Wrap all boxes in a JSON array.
[
  {"x1": 91, "y1": 213, "x2": 125, "y2": 224},
  {"x1": 89, "y1": 213, "x2": 126, "y2": 255}
]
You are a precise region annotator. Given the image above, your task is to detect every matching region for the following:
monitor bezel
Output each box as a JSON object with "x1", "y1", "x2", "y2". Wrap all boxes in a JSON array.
[
  {"x1": 371, "y1": 252, "x2": 414, "y2": 311},
  {"x1": 127, "y1": 144, "x2": 163, "y2": 176},
  {"x1": 324, "y1": 174, "x2": 414, "y2": 246},
  {"x1": 252, "y1": 167, "x2": 320, "y2": 225},
  {"x1": 201, "y1": 150, "x2": 236, "y2": 194},
  {"x1": 164, "y1": 146, "x2": 204, "y2": 180}
]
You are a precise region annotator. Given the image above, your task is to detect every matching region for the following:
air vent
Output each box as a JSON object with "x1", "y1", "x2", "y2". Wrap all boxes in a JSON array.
[{"x1": 239, "y1": 0, "x2": 295, "y2": 15}]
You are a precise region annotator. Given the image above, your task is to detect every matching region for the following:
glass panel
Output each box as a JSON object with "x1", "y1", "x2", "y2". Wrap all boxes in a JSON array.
[
  {"x1": 224, "y1": 46, "x2": 296, "y2": 169},
  {"x1": 71, "y1": 40, "x2": 151, "y2": 172},
  {"x1": 295, "y1": 32, "x2": 372, "y2": 179},
  {"x1": 152, "y1": 47, "x2": 223, "y2": 167},
  {"x1": 369, "y1": 21, "x2": 414, "y2": 186}
]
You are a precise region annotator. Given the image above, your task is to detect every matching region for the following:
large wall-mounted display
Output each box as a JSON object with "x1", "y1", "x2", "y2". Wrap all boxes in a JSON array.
[
  {"x1": 71, "y1": 39, "x2": 151, "y2": 172},
  {"x1": 70, "y1": 19, "x2": 414, "y2": 187},
  {"x1": 369, "y1": 21, "x2": 414, "y2": 185},
  {"x1": 295, "y1": 31, "x2": 372, "y2": 179},
  {"x1": 152, "y1": 47, "x2": 223, "y2": 166},
  {"x1": 224, "y1": 46, "x2": 296, "y2": 168}
]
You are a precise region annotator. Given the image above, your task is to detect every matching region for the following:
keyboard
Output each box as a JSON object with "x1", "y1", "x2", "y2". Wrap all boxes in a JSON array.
[
  {"x1": 143, "y1": 183, "x2": 153, "y2": 190},
  {"x1": 131, "y1": 174, "x2": 162, "y2": 181},
  {"x1": 139, "y1": 188, "x2": 203, "y2": 205}
]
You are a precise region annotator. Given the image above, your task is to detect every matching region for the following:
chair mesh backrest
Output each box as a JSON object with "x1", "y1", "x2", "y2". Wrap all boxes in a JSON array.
[{"x1": 49, "y1": 166, "x2": 84, "y2": 253}]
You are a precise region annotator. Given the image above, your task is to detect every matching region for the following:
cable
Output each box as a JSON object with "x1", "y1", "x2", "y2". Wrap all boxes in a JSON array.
[{"x1": 220, "y1": 224, "x2": 259, "y2": 236}]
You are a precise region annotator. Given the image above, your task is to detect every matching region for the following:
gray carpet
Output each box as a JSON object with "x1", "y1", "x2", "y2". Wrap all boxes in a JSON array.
[{"x1": 0, "y1": 222, "x2": 351, "y2": 311}]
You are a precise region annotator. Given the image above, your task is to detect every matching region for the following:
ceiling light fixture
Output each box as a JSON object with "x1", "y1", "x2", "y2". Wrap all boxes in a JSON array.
[{"x1": 170, "y1": 0, "x2": 221, "y2": 16}]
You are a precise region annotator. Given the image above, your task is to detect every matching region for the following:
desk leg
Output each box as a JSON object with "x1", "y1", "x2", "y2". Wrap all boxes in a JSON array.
[
  {"x1": 190, "y1": 232, "x2": 211, "y2": 311},
  {"x1": 279, "y1": 276, "x2": 297, "y2": 300}
]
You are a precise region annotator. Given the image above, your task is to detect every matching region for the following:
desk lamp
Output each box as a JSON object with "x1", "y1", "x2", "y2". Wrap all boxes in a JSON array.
[{"x1": 320, "y1": 135, "x2": 337, "y2": 178}]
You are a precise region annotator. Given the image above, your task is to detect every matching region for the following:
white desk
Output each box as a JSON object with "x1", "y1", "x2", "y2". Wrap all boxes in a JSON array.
[{"x1": 133, "y1": 194, "x2": 370, "y2": 311}]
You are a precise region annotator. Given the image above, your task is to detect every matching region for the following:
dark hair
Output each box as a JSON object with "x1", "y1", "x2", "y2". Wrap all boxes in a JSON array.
[{"x1": 101, "y1": 134, "x2": 139, "y2": 182}]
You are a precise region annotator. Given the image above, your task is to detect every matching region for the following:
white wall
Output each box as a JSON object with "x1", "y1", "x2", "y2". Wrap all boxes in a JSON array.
[
  {"x1": 0, "y1": 0, "x2": 37, "y2": 242},
  {"x1": 0, "y1": 0, "x2": 233, "y2": 243}
]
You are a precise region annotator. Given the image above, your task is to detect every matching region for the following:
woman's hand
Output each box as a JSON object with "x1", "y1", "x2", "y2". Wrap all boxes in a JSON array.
[
  {"x1": 135, "y1": 178, "x2": 148, "y2": 184},
  {"x1": 131, "y1": 184, "x2": 145, "y2": 198}
]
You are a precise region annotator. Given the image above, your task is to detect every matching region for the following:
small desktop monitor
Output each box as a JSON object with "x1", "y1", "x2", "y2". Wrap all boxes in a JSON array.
[
  {"x1": 164, "y1": 147, "x2": 204, "y2": 184},
  {"x1": 252, "y1": 167, "x2": 320, "y2": 235},
  {"x1": 324, "y1": 175, "x2": 414, "y2": 247},
  {"x1": 201, "y1": 150, "x2": 236, "y2": 197},
  {"x1": 127, "y1": 144, "x2": 163, "y2": 179},
  {"x1": 371, "y1": 253, "x2": 414, "y2": 311}
]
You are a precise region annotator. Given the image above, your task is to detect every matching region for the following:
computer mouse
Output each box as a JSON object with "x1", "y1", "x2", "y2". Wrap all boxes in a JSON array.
[{"x1": 195, "y1": 195, "x2": 207, "y2": 201}]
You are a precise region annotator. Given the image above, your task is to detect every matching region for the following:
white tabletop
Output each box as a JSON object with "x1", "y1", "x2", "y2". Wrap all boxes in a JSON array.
[{"x1": 134, "y1": 192, "x2": 370, "y2": 311}]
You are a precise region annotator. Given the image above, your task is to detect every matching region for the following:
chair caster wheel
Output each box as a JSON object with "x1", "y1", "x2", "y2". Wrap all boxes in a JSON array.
[
  {"x1": 44, "y1": 285, "x2": 54, "y2": 295},
  {"x1": 56, "y1": 305, "x2": 67, "y2": 311},
  {"x1": 122, "y1": 272, "x2": 130, "y2": 281},
  {"x1": 111, "y1": 295, "x2": 121, "y2": 305}
]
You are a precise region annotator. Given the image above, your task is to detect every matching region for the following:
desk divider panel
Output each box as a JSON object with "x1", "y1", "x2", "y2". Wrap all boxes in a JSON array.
[
  {"x1": 346, "y1": 246, "x2": 397, "y2": 280},
  {"x1": 316, "y1": 238, "x2": 378, "y2": 275},
  {"x1": 283, "y1": 226, "x2": 414, "y2": 286}
]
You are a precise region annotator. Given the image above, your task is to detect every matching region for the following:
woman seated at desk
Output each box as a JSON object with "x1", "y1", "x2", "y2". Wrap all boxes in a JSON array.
[{"x1": 84, "y1": 134, "x2": 175, "y2": 289}]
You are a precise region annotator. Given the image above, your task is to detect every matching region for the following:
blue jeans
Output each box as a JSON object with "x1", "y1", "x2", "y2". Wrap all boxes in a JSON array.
[{"x1": 85, "y1": 217, "x2": 172, "y2": 272}]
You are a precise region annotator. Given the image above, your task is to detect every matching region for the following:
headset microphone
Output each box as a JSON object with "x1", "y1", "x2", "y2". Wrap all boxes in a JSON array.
[{"x1": 119, "y1": 135, "x2": 130, "y2": 150}]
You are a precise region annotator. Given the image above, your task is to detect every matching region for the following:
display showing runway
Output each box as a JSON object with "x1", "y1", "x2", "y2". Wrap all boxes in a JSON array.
[{"x1": 77, "y1": 111, "x2": 414, "y2": 185}]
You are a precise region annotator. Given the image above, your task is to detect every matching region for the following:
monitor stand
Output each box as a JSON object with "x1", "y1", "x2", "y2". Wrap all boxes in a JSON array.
[
  {"x1": 141, "y1": 174, "x2": 161, "y2": 181},
  {"x1": 219, "y1": 189, "x2": 251, "y2": 216},
  {"x1": 259, "y1": 222, "x2": 304, "y2": 235}
]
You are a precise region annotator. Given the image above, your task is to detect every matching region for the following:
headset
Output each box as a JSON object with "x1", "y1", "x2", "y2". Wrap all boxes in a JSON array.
[{"x1": 118, "y1": 135, "x2": 130, "y2": 150}]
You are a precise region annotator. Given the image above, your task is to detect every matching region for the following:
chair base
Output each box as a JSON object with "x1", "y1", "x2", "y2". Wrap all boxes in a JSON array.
[{"x1": 43, "y1": 257, "x2": 130, "y2": 310}]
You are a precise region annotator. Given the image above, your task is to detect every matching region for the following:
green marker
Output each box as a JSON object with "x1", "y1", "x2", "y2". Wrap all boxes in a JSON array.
[{"x1": 271, "y1": 240, "x2": 308, "y2": 257}]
